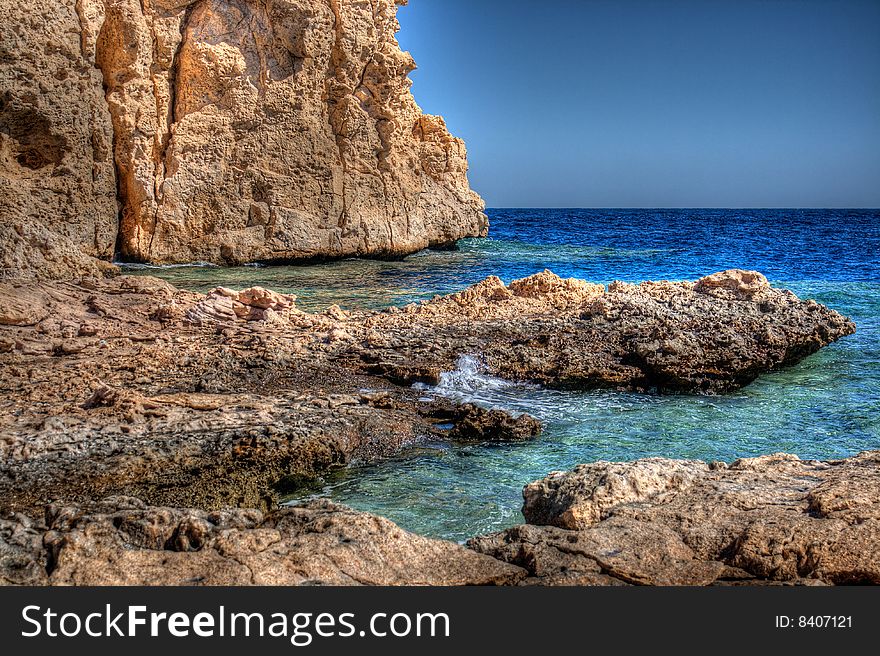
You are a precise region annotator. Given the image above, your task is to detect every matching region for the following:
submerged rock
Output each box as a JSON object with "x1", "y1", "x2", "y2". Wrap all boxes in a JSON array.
[{"x1": 469, "y1": 451, "x2": 880, "y2": 585}]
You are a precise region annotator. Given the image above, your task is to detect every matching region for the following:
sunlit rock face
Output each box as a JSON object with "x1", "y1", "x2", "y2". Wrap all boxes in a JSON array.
[
  {"x1": 0, "y1": 0, "x2": 487, "y2": 278},
  {"x1": 0, "y1": 0, "x2": 118, "y2": 280}
]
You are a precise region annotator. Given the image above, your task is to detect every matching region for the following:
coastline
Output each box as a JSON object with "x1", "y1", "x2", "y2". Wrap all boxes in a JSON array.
[{"x1": 2, "y1": 267, "x2": 872, "y2": 585}]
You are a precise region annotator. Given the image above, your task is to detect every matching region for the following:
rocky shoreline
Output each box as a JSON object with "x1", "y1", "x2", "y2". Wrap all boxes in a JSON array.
[
  {"x1": 3, "y1": 450, "x2": 877, "y2": 585},
  {"x1": 1, "y1": 267, "x2": 872, "y2": 586},
  {"x1": 3, "y1": 0, "x2": 874, "y2": 588}
]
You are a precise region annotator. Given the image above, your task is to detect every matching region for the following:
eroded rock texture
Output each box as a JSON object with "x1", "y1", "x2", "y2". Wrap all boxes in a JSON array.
[
  {"x1": 469, "y1": 452, "x2": 880, "y2": 585},
  {"x1": 0, "y1": 269, "x2": 866, "y2": 586},
  {"x1": 348, "y1": 268, "x2": 856, "y2": 393},
  {"x1": 4, "y1": 452, "x2": 878, "y2": 586},
  {"x1": 0, "y1": 0, "x2": 118, "y2": 280},
  {"x1": 0, "y1": 0, "x2": 486, "y2": 278},
  {"x1": 0, "y1": 269, "x2": 853, "y2": 515},
  {"x1": 1, "y1": 497, "x2": 525, "y2": 585}
]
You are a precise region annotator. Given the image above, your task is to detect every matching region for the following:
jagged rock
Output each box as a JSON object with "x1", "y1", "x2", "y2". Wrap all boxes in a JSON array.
[
  {"x1": 468, "y1": 521, "x2": 728, "y2": 586},
  {"x1": 0, "y1": 513, "x2": 48, "y2": 585},
  {"x1": 185, "y1": 293, "x2": 240, "y2": 325},
  {"x1": 186, "y1": 285, "x2": 298, "y2": 324},
  {"x1": 522, "y1": 458, "x2": 708, "y2": 529},
  {"x1": 236, "y1": 287, "x2": 296, "y2": 310},
  {"x1": 449, "y1": 403, "x2": 542, "y2": 442},
  {"x1": 357, "y1": 268, "x2": 855, "y2": 393},
  {"x1": 693, "y1": 269, "x2": 770, "y2": 300},
  {"x1": 0, "y1": 271, "x2": 855, "y2": 516},
  {"x1": 469, "y1": 451, "x2": 880, "y2": 585},
  {"x1": 508, "y1": 269, "x2": 605, "y2": 307},
  {"x1": 2, "y1": 498, "x2": 526, "y2": 585},
  {"x1": 0, "y1": 269, "x2": 868, "y2": 586}
]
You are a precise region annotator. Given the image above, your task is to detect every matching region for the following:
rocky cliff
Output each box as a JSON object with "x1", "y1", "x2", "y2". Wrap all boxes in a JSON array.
[
  {"x1": 0, "y1": 0, "x2": 486, "y2": 279},
  {"x1": 0, "y1": 0, "x2": 119, "y2": 279}
]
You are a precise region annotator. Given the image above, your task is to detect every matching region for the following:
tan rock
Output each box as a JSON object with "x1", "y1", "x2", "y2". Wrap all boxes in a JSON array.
[
  {"x1": 0, "y1": 0, "x2": 118, "y2": 281},
  {"x1": 33, "y1": 498, "x2": 527, "y2": 585},
  {"x1": 522, "y1": 458, "x2": 709, "y2": 529},
  {"x1": 236, "y1": 286, "x2": 296, "y2": 310},
  {"x1": 187, "y1": 285, "x2": 297, "y2": 323},
  {"x1": 509, "y1": 269, "x2": 605, "y2": 302},
  {"x1": 0, "y1": 287, "x2": 52, "y2": 326},
  {"x1": 185, "y1": 293, "x2": 239, "y2": 325},
  {"x1": 87, "y1": 0, "x2": 486, "y2": 267},
  {"x1": 471, "y1": 451, "x2": 880, "y2": 585},
  {"x1": 1, "y1": 0, "x2": 485, "y2": 280},
  {"x1": 693, "y1": 269, "x2": 771, "y2": 300},
  {"x1": 0, "y1": 272, "x2": 862, "y2": 587}
]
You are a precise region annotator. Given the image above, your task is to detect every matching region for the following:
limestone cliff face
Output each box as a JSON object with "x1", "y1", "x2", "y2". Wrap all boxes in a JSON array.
[
  {"x1": 0, "y1": 0, "x2": 118, "y2": 279},
  {"x1": 0, "y1": 0, "x2": 486, "y2": 277}
]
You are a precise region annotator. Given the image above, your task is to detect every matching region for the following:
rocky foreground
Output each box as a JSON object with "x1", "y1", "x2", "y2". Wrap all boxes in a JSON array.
[
  {"x1": 0, "y1": 268, "x2": 865, "y2": 585},
  {"x1": 2, "y1": 451, "x2": 877, "y2": 585},
  {"x1": 471, "y1": 451, "x2": 880, "y2": 585}
]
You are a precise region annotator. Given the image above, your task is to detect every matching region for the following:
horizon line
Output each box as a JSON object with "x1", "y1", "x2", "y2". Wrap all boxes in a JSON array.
[{"x1": 484, "y1": 207, "x2": 880, "y2": 211}]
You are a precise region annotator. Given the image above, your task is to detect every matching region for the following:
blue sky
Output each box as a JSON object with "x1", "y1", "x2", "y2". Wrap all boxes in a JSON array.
[{"x1": 397, "y1": 0, "x2": 880, "y2": 208}]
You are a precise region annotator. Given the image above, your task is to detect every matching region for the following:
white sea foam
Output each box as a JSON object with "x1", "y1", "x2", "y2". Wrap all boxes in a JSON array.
[{"x1": 414, "y1": 355, "x2": 547, "y2": 418}]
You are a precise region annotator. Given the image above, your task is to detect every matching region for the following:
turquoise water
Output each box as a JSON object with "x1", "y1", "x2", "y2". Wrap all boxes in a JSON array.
[{"x1": 126, "y1": 209, "x2": 880, "y2": 541}]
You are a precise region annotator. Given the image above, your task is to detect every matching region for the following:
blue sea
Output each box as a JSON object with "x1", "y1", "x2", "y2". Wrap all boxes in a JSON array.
[{"x1": 127, "y1": 209, "x2": 880, "y2": 541}]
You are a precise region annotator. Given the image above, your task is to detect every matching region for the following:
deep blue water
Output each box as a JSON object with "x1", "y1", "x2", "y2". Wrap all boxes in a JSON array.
[{"x1": 127, "y1": 209, "x2": 880, "y2": 541}]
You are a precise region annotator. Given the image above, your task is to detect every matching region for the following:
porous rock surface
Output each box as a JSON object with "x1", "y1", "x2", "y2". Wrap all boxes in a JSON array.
[
  {"x1": 3, "y1": 451, "x2": 877, "y2": 586},
  {"x1": 0, "y1": 0, "x2": 486, "y2": 278},
  {"x1": 0, "y1": 269, "x2": 861, "y2": 585},
  {"x1": 0, "y1": 269, "x2": 853, "y2": 516},
  {"x1": 1, "y1": 497, "x2": 525, "y2": 585},
  {"x1": 0, "y1": 0, "x2": 118, "y2": 280},
  {"x1": 349, "y1": 268, "x2": 856, "y2": 393},
  {"x1": 469, "y1": 452, "x2": 880, "y2": 585}
]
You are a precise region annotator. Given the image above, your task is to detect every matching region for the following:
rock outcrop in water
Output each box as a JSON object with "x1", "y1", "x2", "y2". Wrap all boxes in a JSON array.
[
  {"x1": 0, "y1": 268, "x2": 867, "y2": 585},
  {"x1": 347, "y1": 268, "x2": 856, "y2": 393},
  {"x1": 469, "y1": 451, "x2": 880, "y2": 585},
  {"x1": 0, "y1": 0, "x2": 486, "y2": 279},
  {"x1": 0, "y1": 269, "x2": 853, "y2": 516}
]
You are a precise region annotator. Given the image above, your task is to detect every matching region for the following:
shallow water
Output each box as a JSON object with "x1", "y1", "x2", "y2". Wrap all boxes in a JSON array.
[{"x1": 125, "y1": 209, "x2": 880, "y2": 541}]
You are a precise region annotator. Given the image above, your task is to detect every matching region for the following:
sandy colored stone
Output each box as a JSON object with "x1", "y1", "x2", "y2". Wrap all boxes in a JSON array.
[
  {"x1": 522, "y1": 458, "x2": 709, "y2": 529},
  {"x1": 693, "y1": 269, "x2": 770, "y2": 300},
  {"x1": 87, "y1": 0, "x2": 486, "y2": 266},
  {"x1": 1, "y1": 0, "x2": 485, "y2": 279},
  {"x1": 0, "y1": 0, "x2": 118, "y2": 281},
  {"x1": 0, "y1": 270, "x2": 854, "y2": 516},
  {"x1": 0, "y1": 270, "x2": 868, "y2": 586},
  {"x1": 357, "y1": 268, "x2": 855, "y2": 393},
  {"x1": 8, "y1": 497, "x2": 526, "y2": 585},
  {"x1": 470, "y1": 451, "x2": 880, "y2": 585}
]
